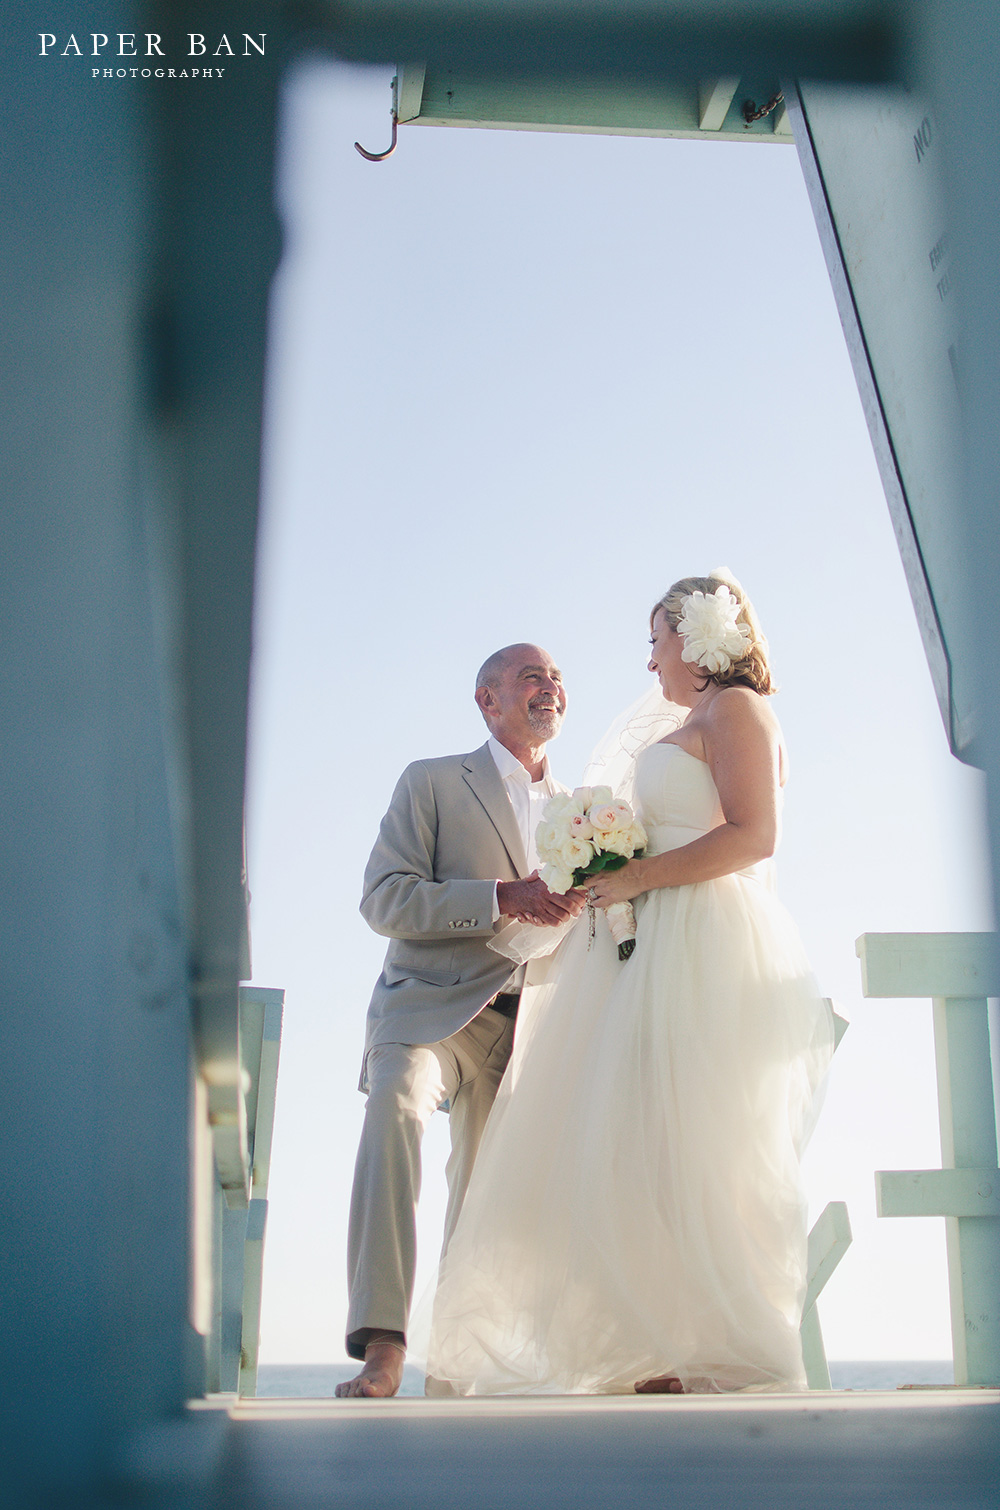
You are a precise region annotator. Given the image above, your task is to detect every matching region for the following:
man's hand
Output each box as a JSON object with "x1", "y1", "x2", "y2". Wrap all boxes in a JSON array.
[{"x1": 497, "y1": 872, "x2": 588, "y2": 927}]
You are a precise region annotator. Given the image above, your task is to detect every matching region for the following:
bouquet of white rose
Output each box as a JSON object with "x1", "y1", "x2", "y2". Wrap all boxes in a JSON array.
[{"x1": 535, "y1": 787, "x2": 647, "y2": 960}]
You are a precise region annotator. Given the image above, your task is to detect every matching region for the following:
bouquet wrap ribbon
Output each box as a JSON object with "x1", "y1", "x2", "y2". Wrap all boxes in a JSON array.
[{"x1": 604, "y1": 899, "x2": 637, "y2": 960}]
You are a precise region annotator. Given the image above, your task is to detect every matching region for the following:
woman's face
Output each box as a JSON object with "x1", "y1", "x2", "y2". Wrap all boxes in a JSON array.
[{"x1": 648, "y1": 608, "x2": 696, "y2": 704}]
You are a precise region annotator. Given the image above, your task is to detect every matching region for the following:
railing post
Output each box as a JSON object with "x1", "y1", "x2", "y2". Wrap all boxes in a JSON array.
[
  {"x1": 236, "y1": 986, "x2": 285, "y2": 1398},
  {"x1": 799, "y1": 1004, "x2": 853, "y2": 1390},
  {"x1": 801, "y1": 1198, "x2": 853, "y2": 1390},
  {"x1": 933, "y1": 994, "x2": 1000, "y2": 1384}
]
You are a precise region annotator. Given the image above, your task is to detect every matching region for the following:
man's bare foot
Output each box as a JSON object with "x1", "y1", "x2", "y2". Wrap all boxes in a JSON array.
[
  {"x1": 335, "y1": 1336, "x2": 406, "y2": 1398},
  {"x1": 634, "y1": 1374, "x2": 685, "y2": 1394}
]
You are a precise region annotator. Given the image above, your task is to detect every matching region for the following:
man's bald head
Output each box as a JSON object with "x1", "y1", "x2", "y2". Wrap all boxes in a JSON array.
[{"x1": 475, "y1": 644, "x2": 543, "y2": 693}]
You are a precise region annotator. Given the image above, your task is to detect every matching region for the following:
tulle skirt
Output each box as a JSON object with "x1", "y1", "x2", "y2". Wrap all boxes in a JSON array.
[{"x1": 423, "y1": 870, "x2": 833, "y2": 1395}]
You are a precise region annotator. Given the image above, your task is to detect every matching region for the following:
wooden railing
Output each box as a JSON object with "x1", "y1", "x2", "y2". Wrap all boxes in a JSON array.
[
  {"x1": 203, "y1": 985, "x2": 284, "y2": 1396},
  {"x1": 857, "y1": 932, "x2": 1000, "y2": 1387}
]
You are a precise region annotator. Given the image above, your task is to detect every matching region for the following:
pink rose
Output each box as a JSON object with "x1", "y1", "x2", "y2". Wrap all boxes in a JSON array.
[{"x1": 588, "y1": 803, "x2": 621, "y2": 834}]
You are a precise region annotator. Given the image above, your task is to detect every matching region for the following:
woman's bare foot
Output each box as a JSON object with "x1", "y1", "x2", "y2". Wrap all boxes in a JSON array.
[
  {"x1": 634, "y1": 1374, "x2": 685, "y2": 1394},
  {"x1": 335, "y1": 1336, "x2": 406, "y2": 1398}
]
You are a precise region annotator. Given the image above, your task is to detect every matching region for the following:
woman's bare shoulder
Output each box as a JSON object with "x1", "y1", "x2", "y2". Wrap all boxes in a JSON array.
[
  {"x1": 705, "y1": 684, "x2": 779, "y2": 733},
  {"x1": 703, "y1": 686, "x2": 786, "y2": 783}
]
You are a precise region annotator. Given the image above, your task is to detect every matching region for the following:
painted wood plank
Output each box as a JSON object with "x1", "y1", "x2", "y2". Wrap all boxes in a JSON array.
[
  {"x1": 804, "y1": 1200, "x2": 853, "y2": 1312},
  {"x1": 235, "y1": 988, "x2": 283, "y2": 1394},
  {"x1": 945, "y1": 1215, "x2": 1000, "y2": 1386},
  {"x1": 202, "y1": 1062, "x2": 251, "y2": 1211},
  {"x1": 799, "y1": 1305, "x2": 832, "y2": 1390},
  {"x1": 397, "y1": 62, "x2": 426, "y2": 122},
  {"x1": 698, "y1": 78, "x2": 739, "y2": 130},
  {"x1": 933, "y1": 998, "x2": 999, "y2": 1169},
  {"x1": 239, "y1": 987, "x2": 284, "y2": 1201},
  {"x1": 828, "y1": 1000, "x2": 850, "y2": 1050},
  {"x1": 409, "y1": 70, "x2": 790, "y2": 142},
  {"x1": 239, "y1": 1198, "x2": 268, "y2": 1398},
  {"x1": 876, "y1": 1168, "x2": 1000, "y2": 1219},
  {"x1": 855, "y1": 932, "x2": 999, "y2": 999},
  {"x1": 800, "y1": 1202, "x2": 852, "y2": 1389},
  {"x1": 774, "y1": 85, "x2": 967, "y2": 747}
]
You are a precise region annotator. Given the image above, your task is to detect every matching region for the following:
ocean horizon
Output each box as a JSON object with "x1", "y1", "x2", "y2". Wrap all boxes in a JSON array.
[{"x1": 255, "y1": 1360, "x2": 955, "y2": 1398}]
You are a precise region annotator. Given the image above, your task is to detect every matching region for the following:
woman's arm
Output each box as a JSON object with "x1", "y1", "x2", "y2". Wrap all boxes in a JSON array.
[{"x1": 587, "y1": 689, "x2": 782, "y2": 907}]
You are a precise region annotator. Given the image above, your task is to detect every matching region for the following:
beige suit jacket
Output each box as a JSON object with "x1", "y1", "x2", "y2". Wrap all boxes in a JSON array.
[{"x1": 360, "y1": 741, "x2": 540, "y2": 1058}]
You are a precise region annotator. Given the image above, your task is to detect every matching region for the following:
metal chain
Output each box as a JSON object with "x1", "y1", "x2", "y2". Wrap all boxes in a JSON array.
[{"x1": 742, "y1": 91, "x2": 784, "y2": 127}]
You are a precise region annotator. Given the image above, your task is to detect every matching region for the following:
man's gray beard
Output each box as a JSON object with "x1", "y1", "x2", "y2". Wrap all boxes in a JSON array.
[{"x1": 527, "y1": 708, "x2": 563, "y2": 740}]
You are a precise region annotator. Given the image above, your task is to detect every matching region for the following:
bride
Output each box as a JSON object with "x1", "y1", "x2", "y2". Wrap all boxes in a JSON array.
[{"x1": 423, "y1": 570, "x2": 834, "y2": 1395}]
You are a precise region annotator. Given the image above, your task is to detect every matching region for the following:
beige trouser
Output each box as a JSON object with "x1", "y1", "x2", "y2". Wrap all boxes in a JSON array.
[{"x1": 345, "y1": 1005, "x2": 515, "y2": 1359}]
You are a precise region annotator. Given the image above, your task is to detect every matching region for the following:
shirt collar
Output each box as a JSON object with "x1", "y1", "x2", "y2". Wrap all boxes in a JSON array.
[{"x1": 487, "y1": 735, "x2": 554, "y2": 788}]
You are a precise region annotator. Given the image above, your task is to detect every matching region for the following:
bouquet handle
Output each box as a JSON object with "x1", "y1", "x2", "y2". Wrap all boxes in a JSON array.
[{"x1": 604, "y1": 900, "x2": 637, "y2": 961}]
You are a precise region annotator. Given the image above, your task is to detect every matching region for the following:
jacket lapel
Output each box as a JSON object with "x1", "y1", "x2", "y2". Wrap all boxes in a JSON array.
[{"x1": 462, "y1": 743, "x2": 530, "y2": 877}]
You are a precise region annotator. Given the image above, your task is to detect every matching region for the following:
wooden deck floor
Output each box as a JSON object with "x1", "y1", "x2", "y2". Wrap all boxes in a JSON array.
[{"x1": 131, "y1": 1389, "x2": 1000, "y2": 1510}]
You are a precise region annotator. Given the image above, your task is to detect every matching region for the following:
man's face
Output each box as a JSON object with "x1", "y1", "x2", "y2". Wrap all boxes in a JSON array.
[{"x1": 479, "y1": 646, "x2": 567, "y2": 750}]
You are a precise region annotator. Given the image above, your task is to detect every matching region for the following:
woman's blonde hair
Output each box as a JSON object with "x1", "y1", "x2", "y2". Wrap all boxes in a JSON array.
[{"x1": 651, "y1": 568, "x2": 776, "y2": 696}]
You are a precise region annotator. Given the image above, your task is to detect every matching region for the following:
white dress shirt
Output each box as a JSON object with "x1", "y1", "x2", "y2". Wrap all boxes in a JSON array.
[
  {"x1": 487, "y1": 736, "x2": 560, "y2": 989},
  {"x1": 488, "y1": 735, "x2": 558, "y2": 872}
]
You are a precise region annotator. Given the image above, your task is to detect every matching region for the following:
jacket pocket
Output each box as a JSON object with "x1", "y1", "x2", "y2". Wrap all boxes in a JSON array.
[{"x1": 383, "y1": 962, "x2": 462, "y2": 988}]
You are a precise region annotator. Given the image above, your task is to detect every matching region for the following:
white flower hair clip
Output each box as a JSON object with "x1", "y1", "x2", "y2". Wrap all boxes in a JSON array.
[{"x1": 676, "y1": 585, "x2": 752, "y2": 674}]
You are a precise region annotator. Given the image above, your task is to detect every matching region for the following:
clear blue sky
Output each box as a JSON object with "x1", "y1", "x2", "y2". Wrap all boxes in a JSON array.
[{"x1": 246, "y1": 58, "x2": 994, "y2": 1365}]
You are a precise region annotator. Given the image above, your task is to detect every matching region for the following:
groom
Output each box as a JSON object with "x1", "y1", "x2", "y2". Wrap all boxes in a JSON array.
[{"x1": 336, "y1": 643, "x2": 583, "y2": 1398}]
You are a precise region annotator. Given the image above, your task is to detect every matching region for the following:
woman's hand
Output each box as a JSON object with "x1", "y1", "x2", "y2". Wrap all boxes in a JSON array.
[{"x1": 584, "y1": 859, "x2": 649, "y2": 908}]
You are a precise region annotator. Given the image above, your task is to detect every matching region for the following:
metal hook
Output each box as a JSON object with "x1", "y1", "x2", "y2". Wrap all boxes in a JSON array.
[{"x1": 355, "y1": 110, "x2": 397, "y2": 162}]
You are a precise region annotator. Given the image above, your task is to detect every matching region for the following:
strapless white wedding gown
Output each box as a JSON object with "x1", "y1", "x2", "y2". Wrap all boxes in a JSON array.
[{"x1": 424, "y1": 742, "x2": 834, "y2": 1395}]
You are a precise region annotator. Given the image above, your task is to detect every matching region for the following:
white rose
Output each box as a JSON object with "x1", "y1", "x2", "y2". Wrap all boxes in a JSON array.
[
  {"x1": 590, "y1": 785, "x2": 614, "y2": 806},
  {"x1": 544, "y1": 793, "x2": 585, "y2": 822},
  {"x1": 534, "y1": 820, "x2": 564, "y2": 861},
  {"x1": 557, "y1": 837, "x2": 594, "y2": 872},
  {"x1": 597, "y1": 829, "x2": 635, "y2": 857},
  {"x1": 540, "y1": 862, "x2": 573, "y2": 894}
]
